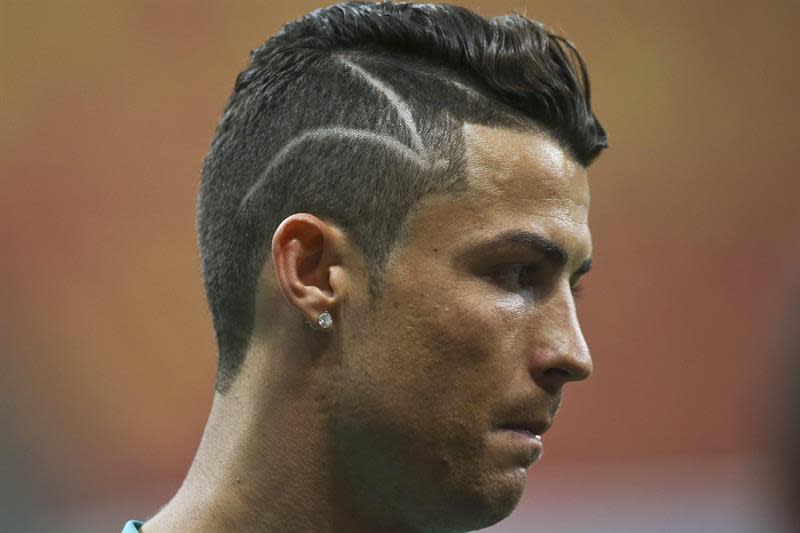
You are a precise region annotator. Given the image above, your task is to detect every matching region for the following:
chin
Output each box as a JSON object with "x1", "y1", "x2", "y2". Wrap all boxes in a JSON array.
[
  {"x1": 435, "y1": 467, "x2": 528, "y2": 532},
  {"x1": 480, "y1": 471, "x2": 529, "y2": 525}
]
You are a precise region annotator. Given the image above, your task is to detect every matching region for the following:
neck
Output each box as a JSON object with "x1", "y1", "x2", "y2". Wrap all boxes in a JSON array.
[{"x1": 140, "y1": 344, "x2": 413, "y2": 533}]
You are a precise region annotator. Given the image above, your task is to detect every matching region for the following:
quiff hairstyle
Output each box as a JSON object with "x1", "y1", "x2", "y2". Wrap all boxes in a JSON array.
[{"x1": 198, "y1": 1, "x2": 608, "y2": 392}]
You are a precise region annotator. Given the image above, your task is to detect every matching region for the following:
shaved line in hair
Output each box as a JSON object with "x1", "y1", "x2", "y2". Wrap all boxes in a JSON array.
[
  {"x1": 239, "y1": 58, "x2": 461, "y2": 213},
  {"x1": 336, "y1": 57, "x2": 425, "y2": 153},
  {"x1": 447, "y1": 79, "x2": 485, "y2": 101},
  {"x1": 238, "y1": 126, "x2": 430, "y2": 212}
]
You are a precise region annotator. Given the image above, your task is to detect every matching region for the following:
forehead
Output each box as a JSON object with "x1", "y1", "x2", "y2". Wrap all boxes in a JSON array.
[
  {"x1": 393, "y1": 123, "x2": 591, "y2": 264},
  {"x1": 460, "y1": 123, "x2": 589, "y2": 223}
]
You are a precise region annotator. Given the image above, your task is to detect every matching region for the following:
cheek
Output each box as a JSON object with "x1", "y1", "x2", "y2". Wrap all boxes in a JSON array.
[
  {"x1": 327, "y1": 281, "x2": 531, "y2": 505},
  {"x1": 386, "y1": 283, "x2": 524, "y2": 416},
  {"x1": 331, "y1": 267, "x2": 529, "y2": 440}
]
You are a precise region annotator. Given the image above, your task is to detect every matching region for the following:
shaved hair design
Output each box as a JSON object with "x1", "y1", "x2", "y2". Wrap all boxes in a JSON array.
[
  {"x1": 337, "y1": 57, "x2": 426, "y2": 153},
  {"x1": 198, "y1": 2, "x2": 607, "y2": 392},
  {"x1": 240, "y1": 58, "x2": 440, "y2": 212}
]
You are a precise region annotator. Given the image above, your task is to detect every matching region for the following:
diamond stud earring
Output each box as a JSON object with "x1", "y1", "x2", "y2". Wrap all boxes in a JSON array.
[
  {"x1": 307, "y1": 310, "x2": 333, "y2": 330},
  {"x1": 317, "y1": 311, "x2": 333, "y2": 329}
]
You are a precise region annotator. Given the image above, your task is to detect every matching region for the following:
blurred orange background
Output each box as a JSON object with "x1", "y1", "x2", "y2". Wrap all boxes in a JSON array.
[{"x1": 2, "y1": 1, "x2": 799, "y2": 531}]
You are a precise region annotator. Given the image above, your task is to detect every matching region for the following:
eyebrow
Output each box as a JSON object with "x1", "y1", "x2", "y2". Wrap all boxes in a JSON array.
[{"x1": 466, "y1": 230, "x2": 592, "y2": 276}]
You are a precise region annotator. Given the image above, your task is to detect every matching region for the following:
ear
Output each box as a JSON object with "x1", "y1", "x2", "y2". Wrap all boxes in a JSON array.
[{"x1": 270, "y1": 213, "x2": 349, "y2": 329}]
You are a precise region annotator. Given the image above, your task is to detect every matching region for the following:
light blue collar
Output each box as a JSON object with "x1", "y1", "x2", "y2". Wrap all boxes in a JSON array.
[{"x1": 121, "y1": 520, "x2": 143, "y2": 533}]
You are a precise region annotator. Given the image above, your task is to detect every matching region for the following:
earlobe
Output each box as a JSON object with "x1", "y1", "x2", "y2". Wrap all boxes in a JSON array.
[{"x1": 271, "y1": 214, "x2": 344, "y2": 327}]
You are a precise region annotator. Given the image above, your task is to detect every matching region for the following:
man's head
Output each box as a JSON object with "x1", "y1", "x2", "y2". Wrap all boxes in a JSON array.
[{"x1": 196, "y1": 2, "x2": 605, "y2": 529}]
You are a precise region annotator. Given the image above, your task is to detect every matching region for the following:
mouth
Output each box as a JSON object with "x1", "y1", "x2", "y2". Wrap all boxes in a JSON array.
[
  {"x1": 489, "y1": 400, "x2": 558, "y2": 467},
  {"x1": 492, "y1": 423, "x2": 546, "y2": 467},
  {"x1": 494, "y1": 419, "x2": 551, "y2": 438},
  {"x1": 499, "y1": 427, "x2": 543, "y2": 441}
]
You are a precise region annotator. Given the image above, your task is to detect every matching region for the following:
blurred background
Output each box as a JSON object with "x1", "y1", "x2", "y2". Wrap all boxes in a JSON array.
[{"x1": 2, "y1": 1, "x2": 799, "y2": 531}]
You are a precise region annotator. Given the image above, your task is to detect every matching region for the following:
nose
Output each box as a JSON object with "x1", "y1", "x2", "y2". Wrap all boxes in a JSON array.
[{"x1": 528, "y1": 285, "x2": 593, "y2": 393}]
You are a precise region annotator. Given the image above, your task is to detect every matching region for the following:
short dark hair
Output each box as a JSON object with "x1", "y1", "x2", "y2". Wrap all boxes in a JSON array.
[{"x1": 198, "y1": 1, "x2": 607, "y2": 392}]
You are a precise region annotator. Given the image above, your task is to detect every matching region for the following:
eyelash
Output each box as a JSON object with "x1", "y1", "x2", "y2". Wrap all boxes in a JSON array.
[
  {"x1": 571, "y1": 283, "x2": 584, "y2": 298},
  {"x1": 491, "y1": 264, "x2": 541, "y2": 290},
  {"x1": 491, "y1": 264, "x2": 584, "y2": 298}
]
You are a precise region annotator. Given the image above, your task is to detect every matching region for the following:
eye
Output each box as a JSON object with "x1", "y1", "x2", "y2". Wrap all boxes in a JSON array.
[{"x1": 490, "y1": 263, "x2": 543, "y2": 291}]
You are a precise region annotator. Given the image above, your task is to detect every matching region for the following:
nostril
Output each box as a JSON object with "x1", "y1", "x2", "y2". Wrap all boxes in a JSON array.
[
  {"x1": 538, "y1": 367, "x2": 571, "y2": 395},
  {"x1": 529, "y1": 343, "x2": 592, "y2": 391},
  {"x1": 543, "y1": 367, "x2": 571, "y2": 379}
]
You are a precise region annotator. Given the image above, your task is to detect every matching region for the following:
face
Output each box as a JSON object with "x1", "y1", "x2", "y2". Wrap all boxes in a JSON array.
[{"x1": 328, "y1": 124, "x2": 593, "y2": 531}]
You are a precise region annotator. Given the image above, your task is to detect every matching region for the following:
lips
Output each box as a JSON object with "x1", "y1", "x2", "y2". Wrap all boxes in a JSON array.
[
  {"x1": 495, "y1": 419, "x2": 551, "y2": 438},
  {"x1": 494, "y1": 422, "x2": 546, "y2": 467},
  {"x1": 501, "y1": 428, "x2": 542, "y2": 440}
]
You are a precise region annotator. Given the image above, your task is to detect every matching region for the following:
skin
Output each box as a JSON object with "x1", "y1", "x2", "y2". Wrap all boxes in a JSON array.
[{"x1": 142, "y1": 124, "x2": 593, "y2": 533}]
